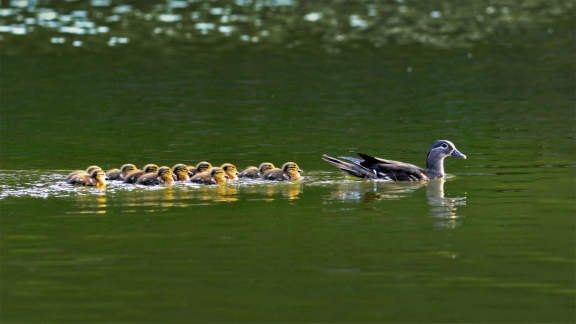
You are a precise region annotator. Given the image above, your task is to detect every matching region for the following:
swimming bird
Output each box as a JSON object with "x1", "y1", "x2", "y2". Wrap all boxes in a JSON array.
[
  {"x1": 322, "y1": 140, "x2": 467, "y2": 181},
  {"x1": 137, "y1": 166, "x2": 174, "y2": 186},
  {"x1": 65, "y1": 165, "x2": 103, "y2": 182},
  {"x1": 188, "y1": 161, "x2": 213, "y2": 177},
  {"x1": 262, "y1": 162, "x2": 302, "y2": 181},
  {"x1": 124, "y1": 164, "x2": 159, "y2": 184},
  {"x1": 238, "y1": 162, "x2": 276, "y2": 179},
  {"x1": 66, "y1": 169, "x2": 107, "y2": 186},
  {"x1": 190, "y1": 167, "x2": 227, "y2": 185},
  {"x1": 172, "y1": 164, "x2": 190, "y2": 181},
  {"x1": 106, "y1": 163, "x2": 137, "y2": 180},
  {"x1": 220, "y1": 163, "x2": 239, "y2": 181}
]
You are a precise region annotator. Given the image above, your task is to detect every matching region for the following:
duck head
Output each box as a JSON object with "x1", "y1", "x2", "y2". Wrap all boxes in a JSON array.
[
  {"x1": 143, "y1": 164, "x2": 159, "y2": 173},
  {"x1": 211, "y1": 167, "x2": 227, "y2": 185},
  {"x1": 172, "y1": 164, "x2": 190, "y2": 181},
  {"x1": 426, "y1": 140, "x2": 466, "y2": 178},
  {"x1": 282, "y1": 162, "x2": 302, "y2": 181},
  {"x1": 90, "y1": 169, "x2": 107, "y2": 187},
  {"x1": 158, "y1": 166, "x2": 174, "y2": 185},
  {"x1": 120, "y1": 163, "x2": 137, "y2": 177},
  {"x1": 86, "y1": 165, "x2": 103, "y2": 174},
  {"x1": 221, "y1": 163, "x2": 238, "y2": 181},
  {"x1": 258, "y1": 162, "x2": 275, "y2": 174}
]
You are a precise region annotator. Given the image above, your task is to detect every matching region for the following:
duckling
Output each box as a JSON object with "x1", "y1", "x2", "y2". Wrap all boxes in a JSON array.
[
  {"x1": 238, "y1": 162, "x2": 276, "y2": 179},
  {"x1": 220, "y1": 163, "x2": 239, "y2": 181},
  {"x1": 190, "y1": 167, "x2": 227, "y2": 185},
  {"x1": 187, "y1": 161, "x2": 213, "y2": 177},
  {"x1": 106, "y1": 163, "x2": 137, "y2": 180},
  {"x1": 262, "y1": 162, "x2": 302, "y2": 181},
  {"x1": 172, "y1": 164, "x2": 190, "y2": 181},
  {"x1": 137, "y1": 166, "x2": 174, "y2": 186},
  {"x1": 66, "y1": 169, "x2": 107, "y2": 187},
  {"x1": 124, "y1": 164, "x2": 159, "y2": 184},
  {"x1": 65, "y1": 165, "x2": 103, "y2": 182}
]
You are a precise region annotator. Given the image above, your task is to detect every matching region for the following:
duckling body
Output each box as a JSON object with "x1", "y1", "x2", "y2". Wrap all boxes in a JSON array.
[
  {"x1": 172, "y1": 164, "x2": 190, "y2": 181},
  {"x1": 239, "y1": 162, "x2": 275, "y2": 179},
  {"x1": 137, "y1": 166, "x2": 174, "y2": 186},
  {"x1": 124, "y1": 164, "x2": 159, "y2": 184},
  {"x1": 262, "y1": 162, "x2": 302, "y2": 181},
  {"x1": 106, "y1": 163, "x2": 137, "y2": 180},
  {"x1": 190, "y1": 167, "x2": 227, "y2": 185},
  {"x1": 188, "y1": 162, "x2": 213, "y2": 177},
  {"x1": 322, "y1": 140, "x2": 466, "y2": 181},
  {"x1": 66, "y1": 169, "x2": 106, "y2": 186},
  {"x1": 66, "y1": 166, "x2": 103, "y2": 182}
]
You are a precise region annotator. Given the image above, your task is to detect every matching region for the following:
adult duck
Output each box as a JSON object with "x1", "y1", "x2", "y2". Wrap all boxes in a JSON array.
[{"x1": 322, "y1": 140, "x2": 466, "y2": 181}]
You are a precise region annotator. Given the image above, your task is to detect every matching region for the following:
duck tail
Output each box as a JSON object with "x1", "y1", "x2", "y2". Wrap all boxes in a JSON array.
[{"x1": 322, "y1": 154, "x2": 376, "y2": 179}]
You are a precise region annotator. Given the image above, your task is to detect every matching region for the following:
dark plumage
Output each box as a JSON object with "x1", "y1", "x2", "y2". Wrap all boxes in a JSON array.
[
  {"x1": 66, "y1": 169, "x2": 107, "y2": 186},
  {"x1": 190, "y1": 167, "x2": 227, "y2": 185},
  {"x1": 137, "y1": 166, "x2": 174, "y2": 186},
  {"x1": 238, "y1": 162, "x2": 275, "y2": 179},
  {"x1": 262, "y1": 162, "x2": 302, "y2": 181},
  {"x1": 106, "y1": 163, "x2": 137, "y2": 180},
  {"x1": 124, "y1": 164, "x2": 159, "y2": 184},
  {"x1": 66, "y1": 165, "x2": 103, "y2": 182},
  {"x1": 322, "y1": 140, "x2": 467, "y2": 181}
]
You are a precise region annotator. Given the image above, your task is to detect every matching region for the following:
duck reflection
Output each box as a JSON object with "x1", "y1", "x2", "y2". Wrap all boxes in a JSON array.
[
  {"x1": 194, "y1": 185, "x2": 239, "y2": 203},
  {"x1": 329, "y1": 181, "x2": 425, "y2": 202},
  {"x1": 426, "y1": 178, "x2": 466, "y2": 229},
  {"x1": 241, "y1": 183, "x2": 302, "y2": 201},
  {"x1": 74, "y1": 190, "x2": 107, "y2": 214}
]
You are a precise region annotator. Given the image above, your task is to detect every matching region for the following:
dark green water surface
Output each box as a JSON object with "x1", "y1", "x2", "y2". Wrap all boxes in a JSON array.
[{"x1": 1, "y1": 40, "x2": 575, "y2": 323}]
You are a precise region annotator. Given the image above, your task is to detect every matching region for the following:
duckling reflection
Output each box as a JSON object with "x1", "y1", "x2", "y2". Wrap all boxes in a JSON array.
[
  {"x1": 241, "y1": 183, "x2": 302, "y2": 200},
  {"x1": 426, "y1": 178, "x2": 466, "y2": 229},
  {"x1": 193, "y1": 186, "x2": 238, "y2": 203},
  {"x1": 329, "y1": 181, "x2": 424, "y2": 202},
  {"x1": 74, "y1": 192, "x2": 107, "y2": 214}
]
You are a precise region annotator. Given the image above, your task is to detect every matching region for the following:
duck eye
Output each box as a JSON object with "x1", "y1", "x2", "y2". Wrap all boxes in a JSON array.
[{"x1": 441, "y1": 143, "x2": 448, "y2": 149}]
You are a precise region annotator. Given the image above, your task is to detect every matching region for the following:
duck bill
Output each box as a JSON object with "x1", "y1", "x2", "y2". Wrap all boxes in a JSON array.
[{"x1": 451, "y1": 149, "x2": 467, "y2": 159}]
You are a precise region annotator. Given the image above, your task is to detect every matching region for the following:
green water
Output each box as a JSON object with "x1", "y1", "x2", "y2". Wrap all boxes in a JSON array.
[{"x1": 1, "y1": 8, "x2": 575, "y2": 323}]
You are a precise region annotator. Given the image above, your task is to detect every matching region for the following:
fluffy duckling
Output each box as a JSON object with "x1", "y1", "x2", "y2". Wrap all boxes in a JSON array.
[
  {"x1": 188, "y1": 161, "x2": 213, "y2": 177},
  {"x1": 65, "y1": 165, "x2": 103, "y2": 182},
  {"x1": 106, "y1": 163, "x2": 137, "y2": 180},
  {"x1": 238, "y1": 162, "x2": 275, "y2": 179},
  {"x1": 172, "y1": 164, "x2": 190, "y2": 181},
  {"x1": 137, "y1": 166, "x2": 174, "y2": 186},
  {"x1": 66, "y1": 169, "x2": 107, "y2": 187},
  {"x1": 190, "y1": 167, "x2": 227, "y2": 185},
  {"x1": 124, "y1": 164, "x2": 159, "y2": 184},
  {"x1": 221, "y1": 163, "x2": 239, "y2": 181},
  {"x1": 262, "y1": 162, "x2": 302, "y2": 181}
]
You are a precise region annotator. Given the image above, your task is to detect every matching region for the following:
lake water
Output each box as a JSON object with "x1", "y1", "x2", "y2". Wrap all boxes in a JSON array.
[{"x1": 1, "y1": 1, "x2": 575, "y2": 323}]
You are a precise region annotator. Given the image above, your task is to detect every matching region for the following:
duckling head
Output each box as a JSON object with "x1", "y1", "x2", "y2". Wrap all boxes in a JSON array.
[
  {"x1": 172, "y1": 164, "x2": 190, "y2": 181},
  {"x1": 195, "y1": 161, "x2": 213, "y2": 174},
  {"x1": 211, "y1": 167, "x2": 227, "y2": 185},
  {"x1": 86, "y1": 165, "x2": 103, "y2": 174},
  {"x1": 158, "y1": 166, "x2": 174, "y2": 184},
  {"x1": 258, "y1": 162, "x2": 275, "y2": 174},
  {"x1": 221, "y1": 163, "x2": 238, "y2": 181},
  {"x1": 90, "y1": 169, "x2": 107, "y2": 187},
  {"x1": 120, "y1": 163, "x2": 137, "y2": 177},
  {"x1": 282, "y1": 162, "x2": 301, "y2": 181},
  {"x1": 143, "y1": 164, "x2": 159, "y2": 173}
]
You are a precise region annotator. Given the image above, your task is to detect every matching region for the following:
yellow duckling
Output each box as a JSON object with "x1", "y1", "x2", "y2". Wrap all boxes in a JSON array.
[
  {"x1": 188, "y1": 161, "x2": 213, "y2": 177},
  {"x1": 190, "y1": 167, "x2": 227, "y2": 185},
  {"x1": 65, "y1": 165, "x2": 103, "y2": 182},
  {"x1": 106, "y1": 163, "x2": 137, "y2": 180},
  {"x1": 220, "y1": 163, "x2": 239, "y2": 181},
  {"x1": 172, "y1": 164, "x2": 190, "y2": 181},
  {"x1": 137, "y1": 166, "x2": 174, "y2": 186},
  {"x1": 124, "y1": 164, "x2": 159, "y2": 184},
  {"x1": 238, "y1": 162, "x2": 275, "y2": 179},
  {"x1": 262, "y1": 162, "x2": 302, "y2": 181},
  {"x1": 66, "y1": 169, "x2": 107, "y2": 187}
]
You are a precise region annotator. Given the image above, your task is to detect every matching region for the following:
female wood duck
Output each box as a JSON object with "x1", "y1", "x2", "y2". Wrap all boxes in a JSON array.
[
  {"x1": 262, "y1": 162, "x2": 302, "y2": 181},
  {"x1": 322, "y1": 140, "x2": 467, "y2": 181},
  {"x1": 124, "y1": 164, "x2": 159, "y2": 184},
  {"x1": 172, "y1": 164, "x2": 190, "y2": 181},
  {"x1": 188, "y1": 161, "x2": 213, "y2": 177},
  {"x1": 238, "y1": 162, "x2": 275, "y2": 179},
  {"x1": 106, "y1": 163, "x2": 137, "y2": 181},
  {"x1": 137, "y1": 166, "x2": 174, "y2": 186},
  {"x1": 65, "y1": 165, "x2": 103, "y2": 182},
  {"x1": 66, "y1": 169, "x2": 107, "y2": 187},
  {"x1": 190, "y1": 167, "x2": 227, "y2": 185},
  {"x1": 220, "y1": 163, "x2": 239, "y2": 181}
]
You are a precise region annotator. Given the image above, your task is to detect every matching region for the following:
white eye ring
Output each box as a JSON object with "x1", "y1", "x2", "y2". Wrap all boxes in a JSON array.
[{"x1": 441, "y1": 143, "x2": 449, "y2": 149}]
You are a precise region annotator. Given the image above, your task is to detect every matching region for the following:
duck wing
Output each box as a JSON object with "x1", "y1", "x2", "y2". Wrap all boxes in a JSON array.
[
  {"x1": 355, "y1": 153, "x2": 428, "y2": 181},
  {"x1": 322, "y1": 154, "x2": 383, "y2": 179}
]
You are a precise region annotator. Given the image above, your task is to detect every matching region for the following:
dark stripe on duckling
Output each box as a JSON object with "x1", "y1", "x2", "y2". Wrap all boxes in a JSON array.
[
  {"x1": 106, "y1": 163, "x2": 137, "y2": 180},
  {"x1": 190, "y1": 167, "x2": 227, "y2": 185},
  {"x1": 188, "y1": 161, "x2": 213, "y2": 177},
  {"x1": 322, "y1": 140, "x2": 466, "y2": 181},
  {"x1": 137, "y1": 166, "x2": 174, "y2": 186},
  {"x1": 172, "y1": 164, "x2": 190, "y2": 181},
  {"x1": 262, "y1": 162, "x2": 302, "y2": 181},
  {"x1": 238, "y1": 162, "x2": 275, "y2": 179},
  {"x1": 66, "y1": 169, "x2": 106, "y2": 186},
  {"x1": 124, "y1": 164, "x2": 159, "y2": 184}
]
